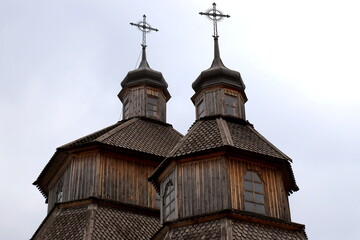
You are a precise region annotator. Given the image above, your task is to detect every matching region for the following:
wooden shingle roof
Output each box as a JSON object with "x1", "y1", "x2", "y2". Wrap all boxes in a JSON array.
[
  {"x1": 150, "y1": 116, "x2": 298, "y2": 193},
  {"x1": 232, "y1": 220, "x2": 307, "y2": 240},
  {"x1": 34, "y1": 117, "x2": 182, "y2": 198},
  {"x1": 60, "y1": 117, "x2": 182, "y2": 157},
  {"x1": 169, "y1": 117, "x2": 290, "y2": 160},
  {"x1": 154, "y1": 214, "x2": 307, "y2": 240},
  {"x1": 31, "y1": 199, "x2": 161, "y2": 240}
]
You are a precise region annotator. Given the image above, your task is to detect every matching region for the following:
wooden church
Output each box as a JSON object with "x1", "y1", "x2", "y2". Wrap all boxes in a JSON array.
[{"x1": 31, "y1": 4, "x2": 307, "y2": 240}]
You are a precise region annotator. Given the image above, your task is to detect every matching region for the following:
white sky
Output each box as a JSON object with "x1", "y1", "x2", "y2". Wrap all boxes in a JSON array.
[{"x1": 1, "y1": 0, "x2": 359, "y2": 239}]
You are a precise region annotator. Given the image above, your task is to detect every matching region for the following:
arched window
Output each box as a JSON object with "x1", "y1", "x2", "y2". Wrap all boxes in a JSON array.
[
  {"x1": 155, "y1": 192, "x2": 161, "y2": 209},
  {"x1": 163, "y1": 180, "x2": 175, "y2": 221},
  {"x1": 244, "y1": 171, "x2": 265, "y2": 214},
  {"x1": 56, "y1": 181, "x2": 63, "y2": 203}
]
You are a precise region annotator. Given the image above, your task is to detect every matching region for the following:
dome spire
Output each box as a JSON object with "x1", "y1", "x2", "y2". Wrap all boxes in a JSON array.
[
  {"x1": 211, "y1": 35, "x2": 225, "y2": 68},
  {"x1": 119, "y1": 15, "x2": 170, "y2": 122},
  {"x1": 193, "y1": 3, "x2": 247, "y2": 120},
  {"x1": 139, "y1": 45, "x2": 150, "y2": 68},
  {"x1": 199, "y1": 3, "x2": 230, "y2": 68}
]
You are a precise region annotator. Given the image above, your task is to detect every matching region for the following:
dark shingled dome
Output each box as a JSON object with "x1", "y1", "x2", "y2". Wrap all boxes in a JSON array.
[
  {"x1": 192, "y1": 37, "x2": 246, "y2": 93},
  {"x1": 121, "y1": 46, "x2": 169, "y2": 98}
]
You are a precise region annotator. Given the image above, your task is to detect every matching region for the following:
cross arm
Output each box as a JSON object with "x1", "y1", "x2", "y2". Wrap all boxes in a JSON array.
[
  {"x1": 130, "y1": 22, "x2": 159, "y2": 32},
  {"x1": 199, "y1": 12, "x2": 230, "y2": 18}
]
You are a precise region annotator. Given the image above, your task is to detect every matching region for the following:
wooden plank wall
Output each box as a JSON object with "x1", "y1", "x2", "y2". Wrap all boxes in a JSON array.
[
  {"x1": 203, "y1": 89, "x2": 222, "y2": 116},
  {"x1": 48, "y1": 152, "x2": 159, "y2": 212},
  {"x1": 126, "y1": 87, "x2": 167, "y2": 122},
  {"x1": 68, "y1": 153, "x2": 98, "y2": 200},
  {"x1": 228, "y1": 158, "x2": 291, "y2": 221},
  {"x1": 47, "y1": 164, "x2": 71, "y2": 211},
  {"x1": 127, "y1": 87, "x2": 145, "y2": 118},
  {"x1": 160, "y1": 168, "x2": 176, "y2": 222},
  {"x1": 177, "y1": 157, "x2": 230, "y2": 219},
  {"x1": 100, "y1": 153, "x2": 158, "y2": 208},
  {"x1": 194, "y1": 88, "x2": 246, "y2": 119}
]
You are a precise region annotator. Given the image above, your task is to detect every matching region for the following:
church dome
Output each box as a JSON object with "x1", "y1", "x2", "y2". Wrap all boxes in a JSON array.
[
  {"x1": 192, "y1": 37, "x2": 245, "y2": 93},
  {"x1": 121, "y1": 46, "x2": 169, "y2": 99}
]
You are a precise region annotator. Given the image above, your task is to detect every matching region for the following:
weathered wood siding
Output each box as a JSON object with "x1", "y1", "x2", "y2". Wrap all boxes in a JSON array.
[
  {"x1": 69, "y1": 153, "x2": 99, "y2": 200},
  {"x1": 47, "y1": 151, "x2": 158, "y2": 212},
  {"x1": 193, "y1": 87, "x2": 246, "y2": 120},
  {"x1": 48, "y1": 153, "x2": 99, "y2": 212},
  {"x1": 123, "y1": 86, "x2": 167, "y2": 122},
  {"x1": 228, "y1": 157, "x2": 291, "y2": 221},
  {"x1": 177, "y1": 157, "x2": 230, "y2": 218},
  {"x1": 160, "y1": 168, "x2": 177, "y2": 223},
  {"x1": 100, "y1": 153, "x2": 158, "y2": 208},
  {"x1": 47, "y1": 163, "x2": 72, "y2": 211}
]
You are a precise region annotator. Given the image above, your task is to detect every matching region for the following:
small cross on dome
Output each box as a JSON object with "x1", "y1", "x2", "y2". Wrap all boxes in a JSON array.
[
  {"x1": 130, "y1": 15, "x2": 159, "y2": 47},
  {"x1": 199, "y1": 2, "x2": 230, "y2": 38}
]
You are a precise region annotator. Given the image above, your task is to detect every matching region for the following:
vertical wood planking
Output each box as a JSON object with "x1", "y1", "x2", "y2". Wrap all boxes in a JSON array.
[
  {"x1": 228, "y1": 158, "x2": 290, "y2": 220},
  {"x1": 161, "y1": 169, "x2": 176, "y2": 222},
  {"x1": 125, "y1": 87, "x2": 167, "y2": 122},
  {"x1": 47, "y1": 165, "x2": 71, "y2": 211},
  {"x1": 48, "y1": 151, "x2": 158, "y2": 211},
  {"x1": 196, "y1": 88, "x2": 245, "y2": 119},
  {"x1": 100, "y1": 153, "x2": 157, "y2": 208},
  {"x1": 178, "y1": 157, "x2": 230, "y2": 219}
]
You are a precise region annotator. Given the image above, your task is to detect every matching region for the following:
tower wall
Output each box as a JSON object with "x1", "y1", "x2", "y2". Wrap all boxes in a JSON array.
[
  {"x1": 177, "y1": 157, "x2": 230, "y2": 219},
  {"x1": 192, "y1": 87, "x2": 246, "y2": 120},
  {"x1": 159, "y1": 154, "x2": 291, "y2": 222},
  {"x1": 227, "y1": 157, "x2": 291, "y2": 221},
  {"x1": 122, "y1": 86, "x2": 167, "y2": 122},
  {"x1": 47, "y1": 150, "x2": 159, "y2": 212}
]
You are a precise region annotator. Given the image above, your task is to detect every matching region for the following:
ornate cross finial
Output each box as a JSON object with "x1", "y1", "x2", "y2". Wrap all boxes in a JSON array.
[
  {"x1": 199, "y1": 2, "x2": 230, "y2": 38},
  {"x1": 130, "y1": 15, "x2": 159, "y2": 47}
]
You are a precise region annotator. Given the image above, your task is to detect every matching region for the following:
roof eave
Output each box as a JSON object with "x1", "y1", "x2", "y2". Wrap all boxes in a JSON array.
[{"x1": 149, "y1": 144, "x2": 298, "y2": 194}]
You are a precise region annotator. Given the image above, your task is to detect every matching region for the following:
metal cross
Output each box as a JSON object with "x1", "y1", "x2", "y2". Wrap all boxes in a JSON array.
[
  {"x1": 199, "y1": 3, "x2": 230, "y2": 38},
  {"x1": 130, "y1": 15, "x2": 159, "y2": 47}
]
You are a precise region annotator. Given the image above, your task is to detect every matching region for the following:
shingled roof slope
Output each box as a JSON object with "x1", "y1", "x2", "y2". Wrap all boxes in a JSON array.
[
  {"x1": 159, "y1": 219, "x2": 222, "y2": 240},
  {"x1": 35, "y1": 205, "x2": 88, "y2": 240},
  {"x1": 170, "y1": 117, "x2": 291, "y2": 161},
  {"x1": 34, "y1": 118, "x2": 182, "y2": 198},
  {"x1": 155, "y1": 216, "x2": 306, "y2": 240},
  {"x1": 170, "y1": 119, "x2": 223, "y2": 157},
  {"x1": 60, "y1": 117, "x2": 183, "y2": 157},
  {"x1": 227, "y1": 121, "x2": 291, "y2": 160},
  {"x1": 31, "y1": 200, "x2": 161, "y2": 240},
  {"x1": 92, "y1": 205, "x2": 160, "y2": 239},
  {"x1": 232, "y1": 220, "x2": 307, "y2": 240}
]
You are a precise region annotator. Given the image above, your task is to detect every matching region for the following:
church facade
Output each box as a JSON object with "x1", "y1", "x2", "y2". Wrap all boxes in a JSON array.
[{"x1": 31, "y1": 4, "x2": 307, "y2": 240}]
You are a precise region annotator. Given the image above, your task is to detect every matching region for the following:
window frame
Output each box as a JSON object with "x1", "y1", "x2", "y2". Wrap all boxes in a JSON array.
[
  {"x1": 155, "y1": 192, "x2": 161, "y2": 209},
  {"x1": 146, "y1": 95, "x2": 159, "y2": 118},
  {"x1": 243, "y1": 171, "x2": 266, "y2": 214},
  {"x1": 163, "y1": 180, "x2": 176, "y2": 221},
  {"x1": 225, "y1": 94, "x2": 237, "y2": 116},
  {"x1": 56, "y1": 181, "x2": 63, "y2": 203}
]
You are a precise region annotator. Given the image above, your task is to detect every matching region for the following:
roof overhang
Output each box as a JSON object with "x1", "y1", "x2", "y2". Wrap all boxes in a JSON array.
[{"x1": 149, "y1": 145, "x2": 298, "y2": 194}]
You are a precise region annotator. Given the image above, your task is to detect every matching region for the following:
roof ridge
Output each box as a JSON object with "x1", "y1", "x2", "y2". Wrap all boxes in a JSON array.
[
  {"x1": 58, "y1": 122, "x2": 122, "y2": 149},
  {"x1": 245, "y1": 124, "x2": 292, "y2": 162},
  {"x1": 95, "y1": 118, "x2": 139, "y2": 142},
  {"x1": 216, "y1": 118, "x2": 234, "y2": 146},
  {"x1": 167, "y1": 120, "x2": 203, "y2": 158}
]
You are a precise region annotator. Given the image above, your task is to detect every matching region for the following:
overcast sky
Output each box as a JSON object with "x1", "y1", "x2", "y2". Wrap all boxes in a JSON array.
[{"x1": 1, "y1": 0, "x2": 359, "y2": 239}]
